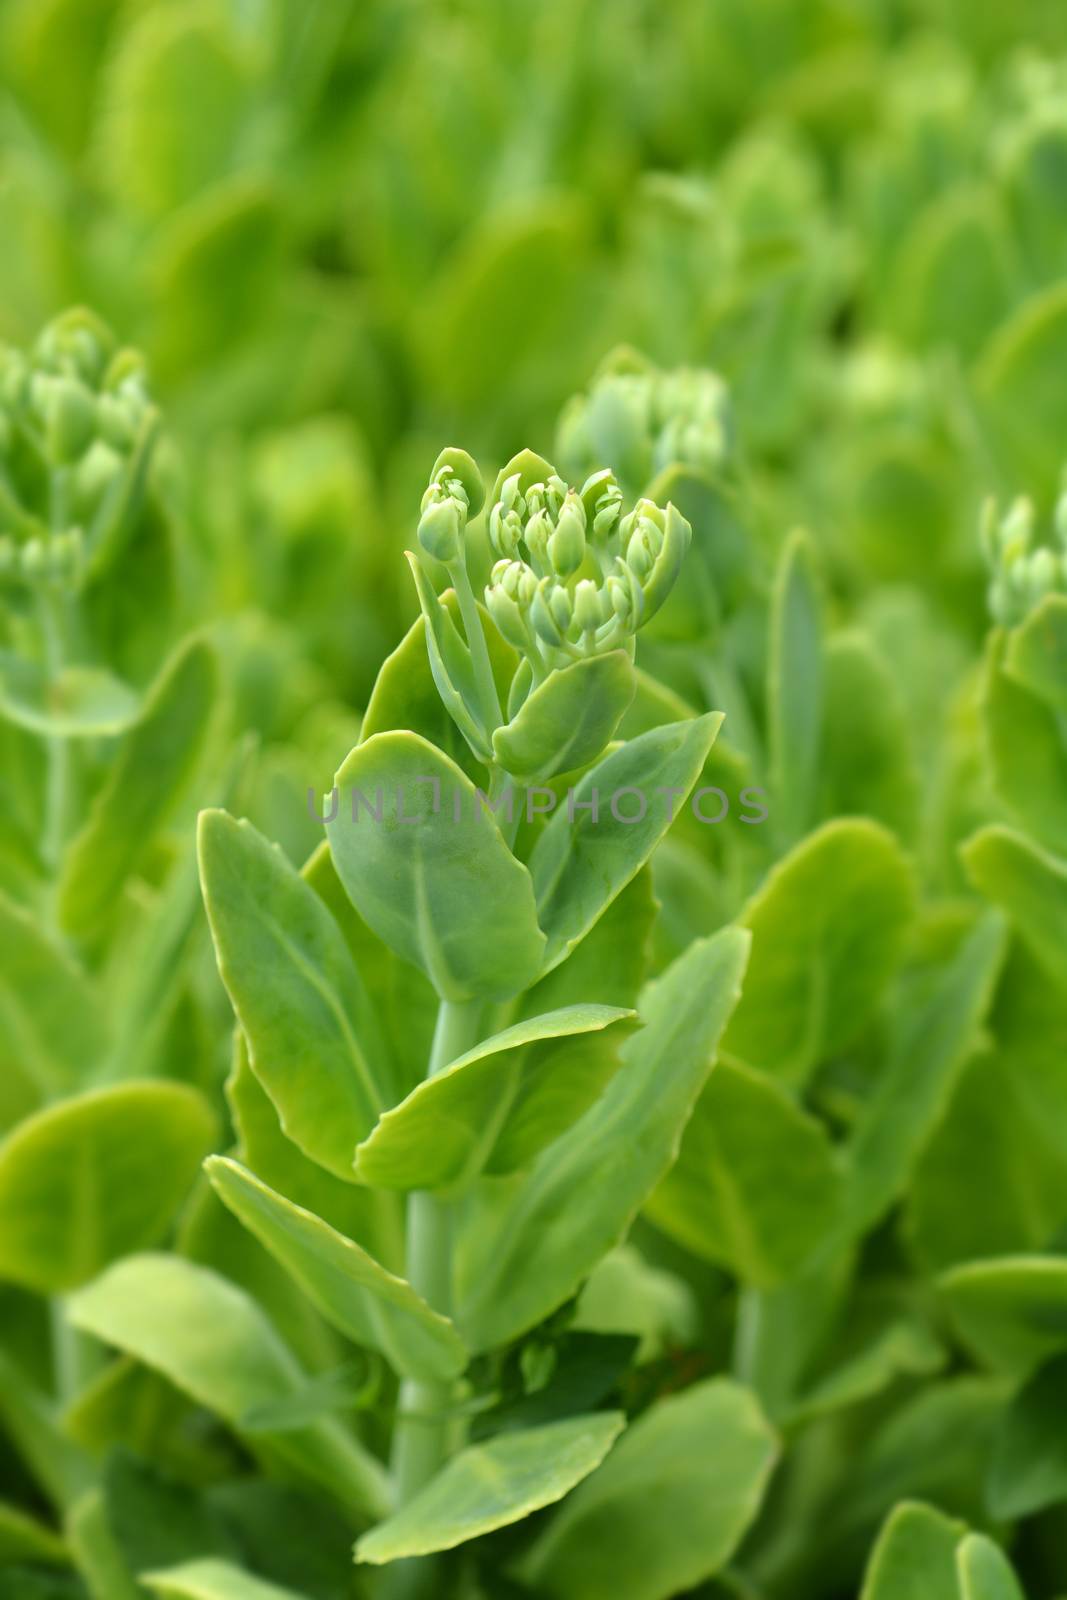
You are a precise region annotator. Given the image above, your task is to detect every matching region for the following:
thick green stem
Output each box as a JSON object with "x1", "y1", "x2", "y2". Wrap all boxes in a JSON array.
[
  {"x1": 385, "y1": 998, "x2": 484, "y2": 1599},
  {"x1": 38, "y1": 587, "x2": 74, "y2": 883}
]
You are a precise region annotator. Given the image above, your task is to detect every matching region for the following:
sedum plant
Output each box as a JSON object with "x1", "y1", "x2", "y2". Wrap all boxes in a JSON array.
[{"x1": 186, "y1": 445, "x2": 779, "y2": 1597}]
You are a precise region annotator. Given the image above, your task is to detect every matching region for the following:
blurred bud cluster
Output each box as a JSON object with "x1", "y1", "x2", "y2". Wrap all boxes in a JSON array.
[
  {"x1": 0, "y1": 309, "x2": 160, "y2": 592},
  {"x1": 981, "y1": 486, "x2": 1067, "y2": 626},
  {"x1": 556, "y1": 349, "x2": 733, "y2": 494}
]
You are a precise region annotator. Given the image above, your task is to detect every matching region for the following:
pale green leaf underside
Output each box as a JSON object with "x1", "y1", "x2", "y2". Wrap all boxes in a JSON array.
[
  {"x1": 206, "y1": 1156, "x2": 466, "y2": 1381},
  {"x1": 356, "y1": 1412, "x2": 624, "y2": 1564}
]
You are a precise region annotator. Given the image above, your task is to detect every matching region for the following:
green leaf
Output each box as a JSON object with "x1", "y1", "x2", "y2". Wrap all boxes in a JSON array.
[
  {"x1": 981, "y1": 630, "x2": 1067, "y2": 857},
  {"x1": 302, "y1": 842, "x2": 436, "y2": 1105},
  {"x1": 149, "y1": 179, "x2": 284, "y2": 382},
  {"x1": 939, "y1": 1256, "x2": 1067, "y2": 1373},
  {"x1": 786, "y1": 1315, "x2": 945, "y2": 1426},
  {"x1": 205, "y1": 1156, "x2": 466, "y2": 1383},
  {"x1": 404, "y1": 559, "x2": 494, "y2": 762},
  {"x1": 819, "y1": 634, "x2": 920, "y2": 840},
  {"x1": 768, "y1": 529, "x2": 823, "y2": 845},
  {"x1": 574, "y1": 1246, "x2": 697, "y2": 1363},
  {"x1": 906, "y1": 1038, "x2": 1067, "y2": 1273},
  {"x1": 988, "y1": 1353, "x2": 1067, "y2": 1519},
  {"x1": 518, "y1": 867, "x2": 657, "y2": 1015},
  {"x1": 354, "y1": 1005, "x2": 634, "y2": 1191},
  {"x1": 529, "y1": 713, "x2": 723, "y2": 974},
  {"x1": 493, "y1": 654, "x2": 636, "y2": 783},
  {"x1": 0, "y1": 1082, "x2": 215, "y2": 1292},
  {"x1": 979, "y1": 280, "x2": 1067, "y2": 498},
  {"x1": 722, "y1": 819, "x2": 916, "y2": 1085},
  {"x1": 198, "y1": 810, "x2": 388, "y2": 1180},
  {"x1": 957, "y1": 1534, "x2": 1026, "y2": 1600},
  {"x1": 68, "y1": 1489, "x2": 141, "y2": 1600},
  {"x1": 356, "y1": 1413, "x2": 624, "y2": 1564},
  {"x1": 69, "y1": 1254, "x2": 391, "y2": 1518},
  {"x1": 102, "y1": 1449, "x2": 236, "y2": 1577},
  {"x1": 360, "y1": 597, "x2": 515, "y2": 783},
  {"x1": 859, "y1": 1501, "x2": 966, "y2": 1600},
  {"x1": 326, "y1": 732, "x2": 546, "y2": 1001},
  {"x1": 226, "y1": 1033, "x2": 402, "y2": 1268},
  {"x1": 835, "y1": 913, "x2": 1007, "y2": 1247},
  {"x1": 1006, "y1": 594, "x2": 1067, "y2": 716},
  {"x1": 0, "y1": 655, "x2": 140, "y2": 737},
  {"x1": 454, "y1": 927, "x2": 749, "y2": 1351},
  {"x1": 646, "y1": 1057, "x2": 844, "y2": 1288},
  {"x1": 963, "y1": 826, "x2": 1067, "y2": 990},
  {"x1": 58, "y1": 637, "x2": 217, "y2": 943},
  {"x1": 0, "y1": 1501, "x2": 67, "y2": 1566},
  {"x1": 518, "y1": 1379, "x2": 778, "y2": 1600},
  {"x1": 0, "y1": 889, "x2": 107, "y2": 1103},
  {"x1": 891, "y1": 190, "x2": 1013, "y2": 358},
  {"x1": 141, "y1": 1558, "x2": 311, "y2": 1600},
  {"x1": 97, "y1": 8, "x2": 251, "y2": 218}
]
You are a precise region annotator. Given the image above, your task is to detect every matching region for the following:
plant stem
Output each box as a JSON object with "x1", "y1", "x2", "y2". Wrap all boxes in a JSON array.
[
  {"x1": 385, "y1": 997, "x2": 484, "y2": 1599},
  {"x1": 38, "y1": 587, "x2": 74, "y2": 883},
  {"x1": 449, "y1": 559, "x2": 501, "y2": 731}
]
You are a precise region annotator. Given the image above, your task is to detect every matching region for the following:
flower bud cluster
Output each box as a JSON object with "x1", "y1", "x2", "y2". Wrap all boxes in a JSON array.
[
  {"x1": 0, "y1": 309, "x2": 160, "y2": 590},
  {"x1": 981, "y1": 491, "x2": 1067, "y2": 628},
  {"x1": 483, "y1": 459, "x2": 690, "y2": 671},
  {"x1": 557, "y1": 354, "x2": 732, "y2": 490}
]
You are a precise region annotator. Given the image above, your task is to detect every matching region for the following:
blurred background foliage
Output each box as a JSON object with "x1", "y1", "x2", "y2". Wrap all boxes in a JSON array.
[{"x1": 5, "y1": 0, "x2": 1067, "y2": 719}]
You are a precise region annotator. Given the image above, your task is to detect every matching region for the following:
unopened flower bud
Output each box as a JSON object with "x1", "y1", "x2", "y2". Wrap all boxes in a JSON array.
[
  {"x1": 548, "y1": 494, "x2": 586, "y2": 576},
  {"x1": 524, "y1": 508, "x2": 552, "y2": 570},
  {"x1": 530, "y1": 578, "x2": 569, "y2": 648},
  {"x1": 573, "y1": 578, "x2": 602, "y2": 635},
  {"x1": 418, "y1": 495, "x2": 464, "y2": 563},
  {"x1": 43, "y1": 376, "x2": 97, "y2": 465},
  {"x1": 626, "y1": 526, "x2": 656, "y2": 579}
]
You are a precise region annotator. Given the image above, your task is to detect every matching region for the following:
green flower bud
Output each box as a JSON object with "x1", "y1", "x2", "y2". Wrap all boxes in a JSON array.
[
  {"x1": 1027, "y1": 547, "x2": 1057, "y2": 604},
  {"x1": 626, "y1": 523, "x2": 657, "y2": 579},
  {"x1": 548, "y1": 493, "x2": 587, "y2": 576},
  {"x1": 427, "y1": 447, "x2": 484, "y2": 518},
  {"x1": 530, "y1": 577, "x2": 571, "y2": 648},
  {"x1": 636, "y1": 501, "x2": 691, "y2": 621},
  {"x1": 572, "y1": 578, "x2": 602, "y2": 635},
  {"x1": 485, "y1": 581, "x2": 529, "y2": 650},
  {"x1": 418, "y1": 495, "x2": 464, "y2": 563},
  {"x1": 21, "y1": 538, "x2": 46, "y2": 578},
  {"x1": 524, "y1": 508, "x2": 552, "y2": 571},
  {"x1": 42, "y1": 376, "x2": 97, "y2": 465},
  {"x1": 35, "y1": 308, "x2": 113, "y2": 387}
]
